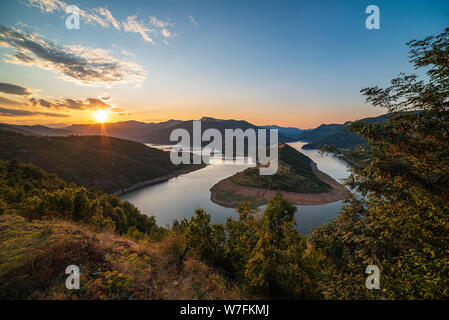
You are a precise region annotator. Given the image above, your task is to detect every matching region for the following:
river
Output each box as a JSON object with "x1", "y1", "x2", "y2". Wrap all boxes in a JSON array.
[{"x1": 120, "y1": 141, "x2": 350, "y2": 235}]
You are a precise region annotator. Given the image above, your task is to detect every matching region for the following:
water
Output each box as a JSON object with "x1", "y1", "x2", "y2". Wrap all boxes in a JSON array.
[{"x1": 120, "y1": 141, "x2": 350, "y2": 235}]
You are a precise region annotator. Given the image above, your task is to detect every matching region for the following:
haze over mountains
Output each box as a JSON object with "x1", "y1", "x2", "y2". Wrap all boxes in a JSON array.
[
  {"x1": 0, "y1": 117, "x2": 304, "y2": 144},
  {"x1": 0, "y1": 114, "x2": 387, "y2": 149}
]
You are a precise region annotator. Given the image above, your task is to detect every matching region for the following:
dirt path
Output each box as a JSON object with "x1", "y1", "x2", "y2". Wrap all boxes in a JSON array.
[{"x1": 210, "y1": 162, "x2": 349, "y2": 208}]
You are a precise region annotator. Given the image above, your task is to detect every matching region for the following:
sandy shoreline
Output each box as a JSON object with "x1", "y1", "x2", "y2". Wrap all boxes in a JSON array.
[{"x1": 210, "y1": 162, "x2": 349, "y2": 208}]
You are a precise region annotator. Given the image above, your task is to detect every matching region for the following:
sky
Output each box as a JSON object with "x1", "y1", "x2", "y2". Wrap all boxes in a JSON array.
[{"x1": 0, "y1": 0, "x2": 448, "y2": 128}]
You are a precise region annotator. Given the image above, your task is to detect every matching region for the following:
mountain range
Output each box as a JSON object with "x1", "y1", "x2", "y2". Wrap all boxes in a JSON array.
[
  {"x1": 0, "y1": 117, "x2": 305, "y2": 145},
  {"x1": 298, "y1": 114, "x2": 388, "y2": 149},
  {"x1": 0, "y1": 114, "x2": 387, "y2": 150}
]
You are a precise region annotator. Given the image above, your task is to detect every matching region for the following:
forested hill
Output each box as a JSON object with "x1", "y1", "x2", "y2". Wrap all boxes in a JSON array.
[
  {"x1": 299, "y1": 114, "x2": 388, "y2": 150},
  {"x1": 230, "y1": 143, "x2": 331, "y2": 194},
  {"x1": 0, "y1": 129, "x2": 202, "y2": 194}
]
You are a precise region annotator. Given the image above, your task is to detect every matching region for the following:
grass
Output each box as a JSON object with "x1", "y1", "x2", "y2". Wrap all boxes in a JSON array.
[{"x1": 0, "y1": 214, "x2": 248, "y2": 300}]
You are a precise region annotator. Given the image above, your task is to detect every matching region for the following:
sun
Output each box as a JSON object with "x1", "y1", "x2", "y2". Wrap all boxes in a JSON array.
[{"x1": 93, "y1": 110, "x2": 109, "y2": 123}]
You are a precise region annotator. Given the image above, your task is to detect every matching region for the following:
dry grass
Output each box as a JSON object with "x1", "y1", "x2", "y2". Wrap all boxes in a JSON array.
[{"x1": 0, "y1": 214, "x2": 248, "y2": 300}]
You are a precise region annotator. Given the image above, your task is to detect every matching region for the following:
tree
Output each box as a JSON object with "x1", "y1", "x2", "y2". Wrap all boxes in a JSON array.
[
  {"x1": 184, "y1": 208, "x2": 226, "y2": 263},
  {"x1": 240, "y1": 193, "x2": 314, "y2": 298},
  {"x1": 311, "y1": 28, "x2": 449, "y2": 299}
]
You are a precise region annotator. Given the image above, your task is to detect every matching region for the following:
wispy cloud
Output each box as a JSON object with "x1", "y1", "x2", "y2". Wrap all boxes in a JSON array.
[
  {"x1": 29, "y1": 96, "x2": 123, "y2": 112},
  {"x1": 0, "y1": 106, "x2": 70, "y2": 117},
  {"x1": 149, "y1": 16, "x2": 174, "y2": 39},
  {"x1": 27, "y1": 0, "x2": 121, "y2": 30},
  {"x1": 122, "y1": 15, "x2": 174, "y2": 43},
  {"x1": 27, "y1": 0, "x2": 64, "y2": 13},
  {"x1": 123, "y1": 15, "x2": 154, "y2": 43},
  {"x1": 95, "y1": 7, "x2": 121, "y2": 30},
  {"x1": 188, "y1": 14, "x2": 198, "y2": 25},
  {"x1": 0, "y1": 82, "x2": 31, "y2": 95},
  {"x1": 0, "y1": 25, "x2": 147, "y2": 86},
  {"x1": 25, "y1": 0, "x2": 175, "y2": 44},
  {"x1": 0, "y1": 96, "x2": 27, "y2": 107}
]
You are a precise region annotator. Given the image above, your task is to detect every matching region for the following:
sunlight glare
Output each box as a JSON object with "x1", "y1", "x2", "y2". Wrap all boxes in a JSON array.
[{"x1": 93, "y1": 110, "x2": 109, "y2": 123}]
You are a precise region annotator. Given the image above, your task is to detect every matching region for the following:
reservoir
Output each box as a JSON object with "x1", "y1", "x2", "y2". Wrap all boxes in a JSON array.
[{"x1": 120, "y1": 141, "x2": 350, "y2": 235}]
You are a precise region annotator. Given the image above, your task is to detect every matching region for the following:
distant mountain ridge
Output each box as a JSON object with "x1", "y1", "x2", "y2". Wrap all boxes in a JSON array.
[
  {"x1": 0, "y1": 117, "x2": 304, "y2": 145},
  {"x1": 0, "y1": 114, "x2": 388, "y2": 150},
  {"x1": 299, "y1": 114, "x2": 388, "y2": 150}
]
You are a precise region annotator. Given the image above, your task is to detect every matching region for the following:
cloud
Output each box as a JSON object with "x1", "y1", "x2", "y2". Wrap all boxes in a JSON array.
[
  {"x1": 29, "y1": 96, "x2": 123, "y2": 112},
  {"x1": 27, "y1": 0, "x2": 64, "y2": 13},
  {"x1": 0, "y1": 96, "x2": 26, "y2": 107},
  {"x1": 0, "y1": 25, "x2": 147, "y2": 86},
  {"x1": 0, "y1": 81, "x2": 125, "y2": 117},
  {"x1": 123, "y1": 15, "x2": 175, "y2": 43},
  {"x1": 27, "y1": 0, "x2": 121, "y2": 30},
  {"x1": 123, "y1": 15, "x2": 154, "y2": 43},
  {"x1": 149, "y1": 16, "x2": 174, "y2": 40},
  {"x1": 95, "y1": 7, "x2": 121, "y2": 30},
  {"x1": 0, "y1": 82, "x2": 31, "y2": 95},
  {"x1": 188, "y1": 15, "x2": 198, "y2": 25},
  {"x1": 0, "y1": 106, "x2": 70, "y2": 117},
  {"x1": 26, "y1": 1, "x2": 174, "y2": 44}
]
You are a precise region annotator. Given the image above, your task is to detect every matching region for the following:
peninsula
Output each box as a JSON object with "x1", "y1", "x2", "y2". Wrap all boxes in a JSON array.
[{"x1": 210, "y1": 144, "x2": 349, "y2": 208}]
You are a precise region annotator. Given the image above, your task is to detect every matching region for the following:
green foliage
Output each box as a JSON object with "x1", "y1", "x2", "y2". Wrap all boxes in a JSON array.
[
  {"x1": 311, "y1": 28, "x2": 449, "y2": 299},
  {"x1": 0, "y1": 158, "x2": 161, "y2": 238},
  {"x1": 175, "y1": 194, "x2": 317, "y2": 298},
  {"x1": 242, "y1": 193, "x2": 313, "y2": 298},
  {"x1": 230, "y1": 144, "x2": 331, "y2": 193},
  {"x1": 183, "y1": 209, "x2": 226, "y2": 263}
]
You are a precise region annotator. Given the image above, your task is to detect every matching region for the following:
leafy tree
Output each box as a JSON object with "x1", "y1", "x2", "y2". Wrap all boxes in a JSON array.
[
  {"x1": 225, "y1": 194, "x2": 315, "y2": 298},
  {"x1": 184, "y1": 208, "x2": 226, "y2": 263},
  {"x1": 0, "y1": 159, "x2": 159, "y2": 237},
  {"x1": 312, "y1": 28, "x2": 449, "y2": 299}
]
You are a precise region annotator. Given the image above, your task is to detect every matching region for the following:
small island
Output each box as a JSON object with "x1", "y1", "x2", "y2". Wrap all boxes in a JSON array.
[{"x1": 210, "y1": 144, "x2": 349, "y2": 208}]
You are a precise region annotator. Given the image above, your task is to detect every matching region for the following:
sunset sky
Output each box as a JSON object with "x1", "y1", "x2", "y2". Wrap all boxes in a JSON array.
[{"x1": 0, "y1": 0, "x2": 448, "y2": 128}]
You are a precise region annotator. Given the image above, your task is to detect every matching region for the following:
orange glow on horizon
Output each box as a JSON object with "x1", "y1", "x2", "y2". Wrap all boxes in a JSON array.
[{"x1": 93, "y1": 110, "x2": 109, "y2": 123}]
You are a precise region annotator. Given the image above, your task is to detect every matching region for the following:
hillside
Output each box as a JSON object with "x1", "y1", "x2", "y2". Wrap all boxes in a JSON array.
[
  {"x1": 299, "y1": 114, "x2": 388, "y2": 150},
  {"x1": 231, "y1": 144, "x2": 331, "y2": 193},
  {"x1": 0, "y1": 214, "x2": 246, "y2": 300},
  {"x1": 0, "y1": 158, "x2": 298, "y2": 300},
  {"x1": 0, "y1": 129, "x2": 204, "y2": 194},
  {"x1": 0, "y1": 123, "x2": 69, "y2": 136},
  {"x1": 0, "y1": 160, "x2": 245, "y2": 299},
  {"x1": 260, "y1": 125, "x2": 304, "y2": 142},
  {"x1": 301, "y1": 129, "x2": 366, "y2": 150}
]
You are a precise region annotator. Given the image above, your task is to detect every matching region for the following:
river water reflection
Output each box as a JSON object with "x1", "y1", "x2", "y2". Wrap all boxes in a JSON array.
[{"x1": 120, "y1": 142, "x2": 350, "y2": 235}]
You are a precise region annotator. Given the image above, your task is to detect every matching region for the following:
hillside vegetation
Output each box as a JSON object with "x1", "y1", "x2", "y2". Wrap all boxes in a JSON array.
[
  {"x1": 299, "y1": 114, "x2": 387, "y2": 150},
  {"x1": 0, "y1": 129, "x2": 203, "y2": 194},
  {"x1": 0, "y1": 214, "x2": 246, "y2": 299},
  {"x1": 230, "y1": 144, "x2": 331, "y2": 193}
]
